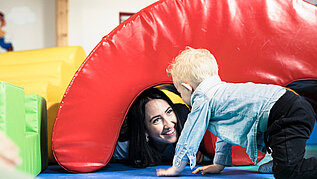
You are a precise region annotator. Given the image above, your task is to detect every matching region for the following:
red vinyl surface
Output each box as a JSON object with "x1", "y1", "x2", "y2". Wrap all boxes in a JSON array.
[{"x1": 52, "y1": 0, "x2": 317, "y2": 173}]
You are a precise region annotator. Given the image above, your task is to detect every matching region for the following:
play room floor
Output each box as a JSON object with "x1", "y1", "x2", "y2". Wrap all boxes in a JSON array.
[{"x1": 37, "y1": 145, "x2": 317, "y2": 179}]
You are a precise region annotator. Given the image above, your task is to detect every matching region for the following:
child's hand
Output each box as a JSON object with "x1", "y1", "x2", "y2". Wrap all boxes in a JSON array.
[
  {"x1": 0, "y1": 131, "x2": 22, "y2": 169},
  {"x1": 192, "y1": 164, "x2": 225, "y2": 175},
  {"x1": 156, "y1": 166, "x2": 181, "y2": 176}
]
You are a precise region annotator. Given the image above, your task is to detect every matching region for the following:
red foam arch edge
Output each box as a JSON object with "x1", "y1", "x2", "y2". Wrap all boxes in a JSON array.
[{"x1": 52, "y1": 0, "x2": 317, "y2": 173}]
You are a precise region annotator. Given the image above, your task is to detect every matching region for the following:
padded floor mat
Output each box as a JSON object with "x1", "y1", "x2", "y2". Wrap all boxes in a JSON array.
[{"x1": 37, "y1": 145, "x2": 317, "y2": 179}]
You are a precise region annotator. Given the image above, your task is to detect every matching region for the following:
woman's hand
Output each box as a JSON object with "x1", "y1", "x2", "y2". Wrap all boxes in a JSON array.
[
  {"x1": 196, "y1": 151, "x2": 204, "y2": 164},
  {"x1": 192, "y1": 163, "x2": 225, "y2": 175},
  {"x1": 156, "y1": 166, "x2": 181, "y2": 176}
]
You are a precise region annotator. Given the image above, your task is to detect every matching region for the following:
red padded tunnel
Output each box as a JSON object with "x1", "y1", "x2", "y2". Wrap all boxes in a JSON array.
[{"x1": 52, "y1": 0, "x2": 317, "y2": 173}]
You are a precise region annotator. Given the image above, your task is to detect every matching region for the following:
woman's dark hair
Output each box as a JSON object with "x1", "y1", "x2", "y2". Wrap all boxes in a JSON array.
[{"x1": 126, "y1": 87, "x2": 188, "y2": 168}]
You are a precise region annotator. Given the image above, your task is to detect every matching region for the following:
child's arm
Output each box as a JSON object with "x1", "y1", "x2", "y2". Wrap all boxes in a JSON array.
[
  {"x1": 193, "y1": 138, "x2": 232, "y2": 175},
  {"x1": 157, "y1": 102, "x2": 216, "y2": 176},
  {"x1": 213, "y1": 138, "x2": 232, "y2": 166}
]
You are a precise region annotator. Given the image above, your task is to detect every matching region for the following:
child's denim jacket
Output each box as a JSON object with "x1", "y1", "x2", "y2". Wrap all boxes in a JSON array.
[{"x1": 173, "y1": 75, "x2": 286, "y2": 169}]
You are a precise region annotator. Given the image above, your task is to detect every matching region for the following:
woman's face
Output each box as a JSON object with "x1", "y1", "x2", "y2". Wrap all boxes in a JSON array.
[{"x1": 144, "y1": 99, "x2": 178, "y2": 144}]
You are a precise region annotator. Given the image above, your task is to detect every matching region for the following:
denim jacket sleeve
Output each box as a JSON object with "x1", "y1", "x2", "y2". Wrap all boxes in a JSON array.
[
  {"x1": 213, "y1": 138, "x2": 232, "y2": 166},
  {"x1": 173, "y1": 100, "x2": 211, "y2": 170}
]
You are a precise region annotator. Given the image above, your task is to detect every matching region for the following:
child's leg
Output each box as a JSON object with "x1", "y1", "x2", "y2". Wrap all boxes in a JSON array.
[
  {"x1": 270, "y1": 137, "x2": 317, "y2": 178},
  {"x1": 268, "y1": 93, "x2": 317, "y2": 178}
]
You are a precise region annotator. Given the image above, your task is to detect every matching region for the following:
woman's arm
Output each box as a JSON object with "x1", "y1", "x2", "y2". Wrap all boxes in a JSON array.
[{"x1": 112, "y1": 141, "x2": 129, "y2": 160}]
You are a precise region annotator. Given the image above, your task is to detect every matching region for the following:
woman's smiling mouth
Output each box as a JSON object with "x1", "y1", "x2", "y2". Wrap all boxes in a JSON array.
[{"x1": 163, "y1": 128, "x2": 176, "y2": 135}]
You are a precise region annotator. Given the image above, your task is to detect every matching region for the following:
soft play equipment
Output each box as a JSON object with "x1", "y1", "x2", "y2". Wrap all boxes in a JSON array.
[
  {"x1": 52, "y1": 0, "x2": 317, "y2": 173},
  {"x1": 0, "y1": 46, "x2": 86, "y2": 163},
  {"x1": 0, "y1": 81, "x2": 47, "y2": 176}
]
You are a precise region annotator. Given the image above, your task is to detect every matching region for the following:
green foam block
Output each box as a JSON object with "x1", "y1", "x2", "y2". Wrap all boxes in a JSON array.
[{"x1": 0, "y1": 81, "x2": 48, "y2": 176}]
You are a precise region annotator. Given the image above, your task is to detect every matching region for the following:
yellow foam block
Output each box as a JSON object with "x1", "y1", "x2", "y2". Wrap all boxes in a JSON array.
[{"x1": 0, "y1": 46, "x2": 86, "y2": 162}]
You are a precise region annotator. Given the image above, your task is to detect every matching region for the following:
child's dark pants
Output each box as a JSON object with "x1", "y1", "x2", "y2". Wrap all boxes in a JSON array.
[{"x1": 267, "y1": 90, "x2": 317, "y2": 179}]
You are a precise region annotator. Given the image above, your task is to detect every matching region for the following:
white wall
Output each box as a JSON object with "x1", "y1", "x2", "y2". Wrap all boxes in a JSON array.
[
  {"x1": 69, "y1": 0, "x2": 158, "y2": 55},
  {"x1": 0, "y1": 0, "x2": 157, "y2": 54},
  {"x1": 0, "y1": 0, "x2": 56, "y2": 52}
]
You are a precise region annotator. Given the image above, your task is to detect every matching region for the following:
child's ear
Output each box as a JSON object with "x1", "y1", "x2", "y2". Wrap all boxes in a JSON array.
[{"x1": 181, "y1": 83, "x2": 193, "y2": 92}]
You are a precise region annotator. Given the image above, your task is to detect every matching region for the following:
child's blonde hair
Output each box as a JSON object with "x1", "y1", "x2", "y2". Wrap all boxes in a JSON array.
[{"x1": 167, "y1": 47, "x2": 218, "y2": 87}]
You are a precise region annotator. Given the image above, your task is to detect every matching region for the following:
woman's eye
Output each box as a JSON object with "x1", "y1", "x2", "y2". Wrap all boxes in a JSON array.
[
  {"x1": 152, "y1": 118, "x2": 161, "y2": 124},
  {"x1": 166, "y1": 108, "x2": 173, "y2": 115}
]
